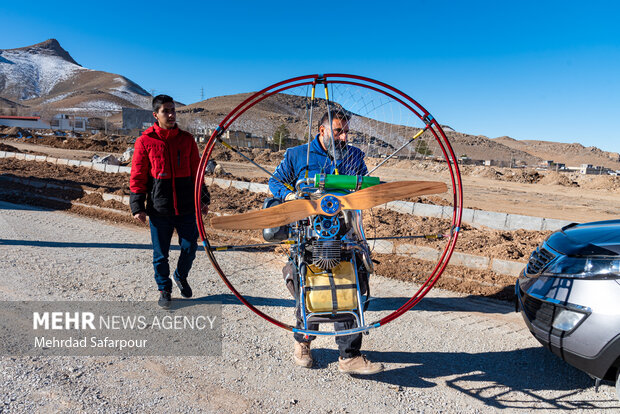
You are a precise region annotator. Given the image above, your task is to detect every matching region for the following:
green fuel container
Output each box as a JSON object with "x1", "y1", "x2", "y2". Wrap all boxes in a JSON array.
[{"x1": 313, "y1": 174, "x2": 380, "y2": 191}]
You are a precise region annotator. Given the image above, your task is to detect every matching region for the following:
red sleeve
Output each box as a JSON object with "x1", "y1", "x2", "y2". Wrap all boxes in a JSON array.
[{"x1": 130, "y1": 137, "x2": 149, "y2": 193}]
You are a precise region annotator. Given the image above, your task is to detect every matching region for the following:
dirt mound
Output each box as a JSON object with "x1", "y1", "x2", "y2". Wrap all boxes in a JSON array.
[
  {"x1": 504, "y1": 169, "x2": 541, "y2": 184},
  {"x1": 364, "y1": 208, "x2": 547, "y2": 262},
  {"x1": 3, "y1": 129, "x2": 135, "y2": 154},
  {"x1": 88, "y1": 132, "x2": 109, "y2": 140},
  {"x1": 539, "y1": 172, "x2": 579, "y2": 187},
  {"x1": 208, "y1": 184, "x2": 264, "y2": 213},
  {"x1": 28, "y1": 135, "x2": 128, "y2": 153},
  {"x1": 207, "y1": 146, "x2": 247, "y2": 163},
  {"x1": 35, "y1": 135, "x2": 70, "y2": 146},
  {"x1": 375, "y1": 255, "x2": 518, "y2": 301},
  {"x1": 580, "y1": 175, "x2": 620, "y2": 191},
  {"x1": 4, "y1": 127, "x2": 30, "y2": 137},
  {"x1": 0, "y1": 158, "x2": 130, "y2": 194},
  {"x1": 470, "y1": 166, "x2": 504, "y2": 179},
  {"x1": 77, "y1": 192, "x2": 127, "y2": 210},
  {"x1": 251, "y1": 148, "x2": 282, "y2": 165},
  {"x1": 466, "y1": 166, "x2": 541, "y2": 183},
  {"x1": 0, "y1": 143, "x2": 22, "y2": 153}
]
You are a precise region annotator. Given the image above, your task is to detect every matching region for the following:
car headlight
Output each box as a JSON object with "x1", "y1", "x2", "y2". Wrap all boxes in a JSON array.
[{"x1": 542, "y1": 256, "x2": 620, "y2": 278}]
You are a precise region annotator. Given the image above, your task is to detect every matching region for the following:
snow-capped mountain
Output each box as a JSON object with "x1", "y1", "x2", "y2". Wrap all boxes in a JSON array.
[{"x1": 0, "y1": 39, "x2": 151, "y2": 113}]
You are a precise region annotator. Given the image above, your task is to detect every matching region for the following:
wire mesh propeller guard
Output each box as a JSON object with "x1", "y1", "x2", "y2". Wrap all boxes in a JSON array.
[{"x1": 194, "y1": 74, "x2": 463, "y2": 335}]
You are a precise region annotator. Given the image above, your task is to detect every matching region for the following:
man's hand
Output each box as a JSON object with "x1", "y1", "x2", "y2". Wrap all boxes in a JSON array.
[
  {"x1": 284, "y1": 192, "x2": 296, "y2": 201},
  {"x1": 134, "y1": 211, "x2": 147, "y2": 224}
]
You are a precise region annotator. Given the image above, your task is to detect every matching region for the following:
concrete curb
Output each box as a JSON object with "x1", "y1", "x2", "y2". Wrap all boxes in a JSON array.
[{"x1": 0, "y1": 151, "x2": 129, "y2": 174}]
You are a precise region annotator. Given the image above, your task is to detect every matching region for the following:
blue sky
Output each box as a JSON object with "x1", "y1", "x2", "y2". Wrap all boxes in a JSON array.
[{"x1": 2, "y1": 1, "x2": 619, "y2": 152}]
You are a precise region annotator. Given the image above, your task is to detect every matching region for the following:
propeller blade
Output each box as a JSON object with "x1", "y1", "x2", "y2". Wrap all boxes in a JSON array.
[
  {"x1": 210, "y1": 180, "x2": 447, "y2": 230},
  {"x1": 211, "y1": 199, "x2": 317, "y2": 230},
  {"x1": 340, "y1": 180, "x2": 447, "y2": 210}
]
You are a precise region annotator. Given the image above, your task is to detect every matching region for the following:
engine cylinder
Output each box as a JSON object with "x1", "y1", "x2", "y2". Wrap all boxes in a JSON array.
[{"x1": 312, "y1": 239, "x2": 341, "y2": 270}]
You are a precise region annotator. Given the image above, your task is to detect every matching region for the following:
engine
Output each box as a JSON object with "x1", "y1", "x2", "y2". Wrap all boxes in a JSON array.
[{"x1": 308, "y1": 211, "x2": 373, "y2": 275}]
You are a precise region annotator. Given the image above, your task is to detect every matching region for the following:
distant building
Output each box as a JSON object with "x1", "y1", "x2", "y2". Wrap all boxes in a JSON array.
[
  {"x1": 580, "y1": 164, "x2": 610, "y2": 175},
  {"x1": 50, "y1": 114, "x2": 87, "y2": 132},
  {"x1": 541, "y1": 160, "x2": 566, "y2": 171},
  {"x1": 458, "y1": 155, "x2": 483, "y2": 166},
  {"x1": 122, "y1": 107, "x2": 153, "y2": 130},
  {"x1": 484, "y1": 159, "x2": 514, "y2": 168},
  {"x1": 0, "y1": 115, "x2": 50, "y2": 130},
  {"x1": 207, "y1": 128, "x2": 268, "y2": 148}
]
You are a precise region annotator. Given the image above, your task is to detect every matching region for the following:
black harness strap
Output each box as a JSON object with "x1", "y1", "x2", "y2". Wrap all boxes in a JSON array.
[
  {"x1": 305, "y1": 284, "x2": 358, "y2": 291},
  {"x1": 328, "y1": 271, "x2": 338, "y2": 312}
]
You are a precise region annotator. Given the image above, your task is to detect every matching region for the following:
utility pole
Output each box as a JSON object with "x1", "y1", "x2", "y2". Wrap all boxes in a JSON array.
[{"x1": 200, "y1": 87, "x2": 204, "y2": 101}]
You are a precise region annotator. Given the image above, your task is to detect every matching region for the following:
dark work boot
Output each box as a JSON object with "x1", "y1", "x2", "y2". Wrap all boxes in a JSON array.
[
  {"x1": 174, "y1": 276, "x2": 193, "y2": 298},
  {"x1": 158, "y1": 290, "x2": 172, "y2": 309}
]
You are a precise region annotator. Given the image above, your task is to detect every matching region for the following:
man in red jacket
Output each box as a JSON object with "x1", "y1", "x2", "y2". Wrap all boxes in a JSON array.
[{"x1": 130, "y1": 95, "x2": 202, "y2": 308}]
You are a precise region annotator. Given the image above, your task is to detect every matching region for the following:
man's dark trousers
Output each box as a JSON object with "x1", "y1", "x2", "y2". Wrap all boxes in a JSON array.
[
  {"x1": 149, "y1": 214, "x2": 198, "y2": 292},
  {"x1": 294, "y1": 306, "x2": 363, "y2": 359}
]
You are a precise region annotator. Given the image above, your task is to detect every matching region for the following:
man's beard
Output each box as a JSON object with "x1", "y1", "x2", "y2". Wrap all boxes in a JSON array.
[{"x1": 325, "y1": 139, "x2": 348, "y2": 160}]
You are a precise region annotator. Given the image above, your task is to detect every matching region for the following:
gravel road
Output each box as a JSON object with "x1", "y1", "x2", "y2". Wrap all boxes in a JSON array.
[{"x1": 0, "y1": 200, "x2": 618, "y2": 413}]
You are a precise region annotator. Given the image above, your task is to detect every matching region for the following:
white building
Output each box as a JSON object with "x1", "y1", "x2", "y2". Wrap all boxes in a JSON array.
[
  {"x1": 580, "y1": 164, "x2": 610, "y2": 175},
  {"x1": 50, "y1": 114, "x2": 88, "y2": 132},
  {"x1": 0, "y1": 115, "x2": 50, "y2": 130}
]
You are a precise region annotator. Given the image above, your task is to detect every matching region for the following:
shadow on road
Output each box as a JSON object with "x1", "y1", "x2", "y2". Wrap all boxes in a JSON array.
[
  {"x1": 0, "y1": 200, "x2": 52, "y2": 212},
  {"x1": 160, "y1": 293, "x2": 514, "y2": 315},
  {"x1": 369, "y1": 294, "x2": 513, "y2": 314},
  {"x1": 318, "y1": 346, "x2": 619, "y2": 410},
  {"x1": 171, "y1": 294, "x2": 295, "y2": 309}
]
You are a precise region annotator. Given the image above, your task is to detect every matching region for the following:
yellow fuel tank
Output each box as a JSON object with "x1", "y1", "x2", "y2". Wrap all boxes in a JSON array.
[{"x1": 305, "y1": 262, "x2": 358, "y2": 313}]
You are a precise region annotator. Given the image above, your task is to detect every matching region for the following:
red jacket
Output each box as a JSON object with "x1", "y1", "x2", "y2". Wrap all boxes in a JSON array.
[{"x1": 130, "y1": 122, "x2": 200, "y2": 216}]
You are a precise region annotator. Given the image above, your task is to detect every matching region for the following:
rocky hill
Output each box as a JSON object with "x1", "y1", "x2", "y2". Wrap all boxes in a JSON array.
[
  {"x1": 493, "y1": 136, "x2": 620, "y2": 170},
  {"x1": 0, "y1": 39, "x2": 151, "y2": 116}
]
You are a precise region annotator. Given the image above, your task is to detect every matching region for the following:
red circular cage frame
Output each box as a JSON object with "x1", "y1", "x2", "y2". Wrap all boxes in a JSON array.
[{"x1": 195, "y1": 73, "x2": 463, "y2": 334}]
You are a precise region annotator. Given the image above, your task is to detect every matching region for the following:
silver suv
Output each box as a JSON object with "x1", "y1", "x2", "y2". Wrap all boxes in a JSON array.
[{"x1": 516, "y1": 219, "x2": 620, "y2": 397}]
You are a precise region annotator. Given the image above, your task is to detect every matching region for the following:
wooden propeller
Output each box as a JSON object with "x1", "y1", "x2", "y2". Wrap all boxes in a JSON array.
[{"x1": 210, "y1": 180, "x2": 448, "y2": 230}]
